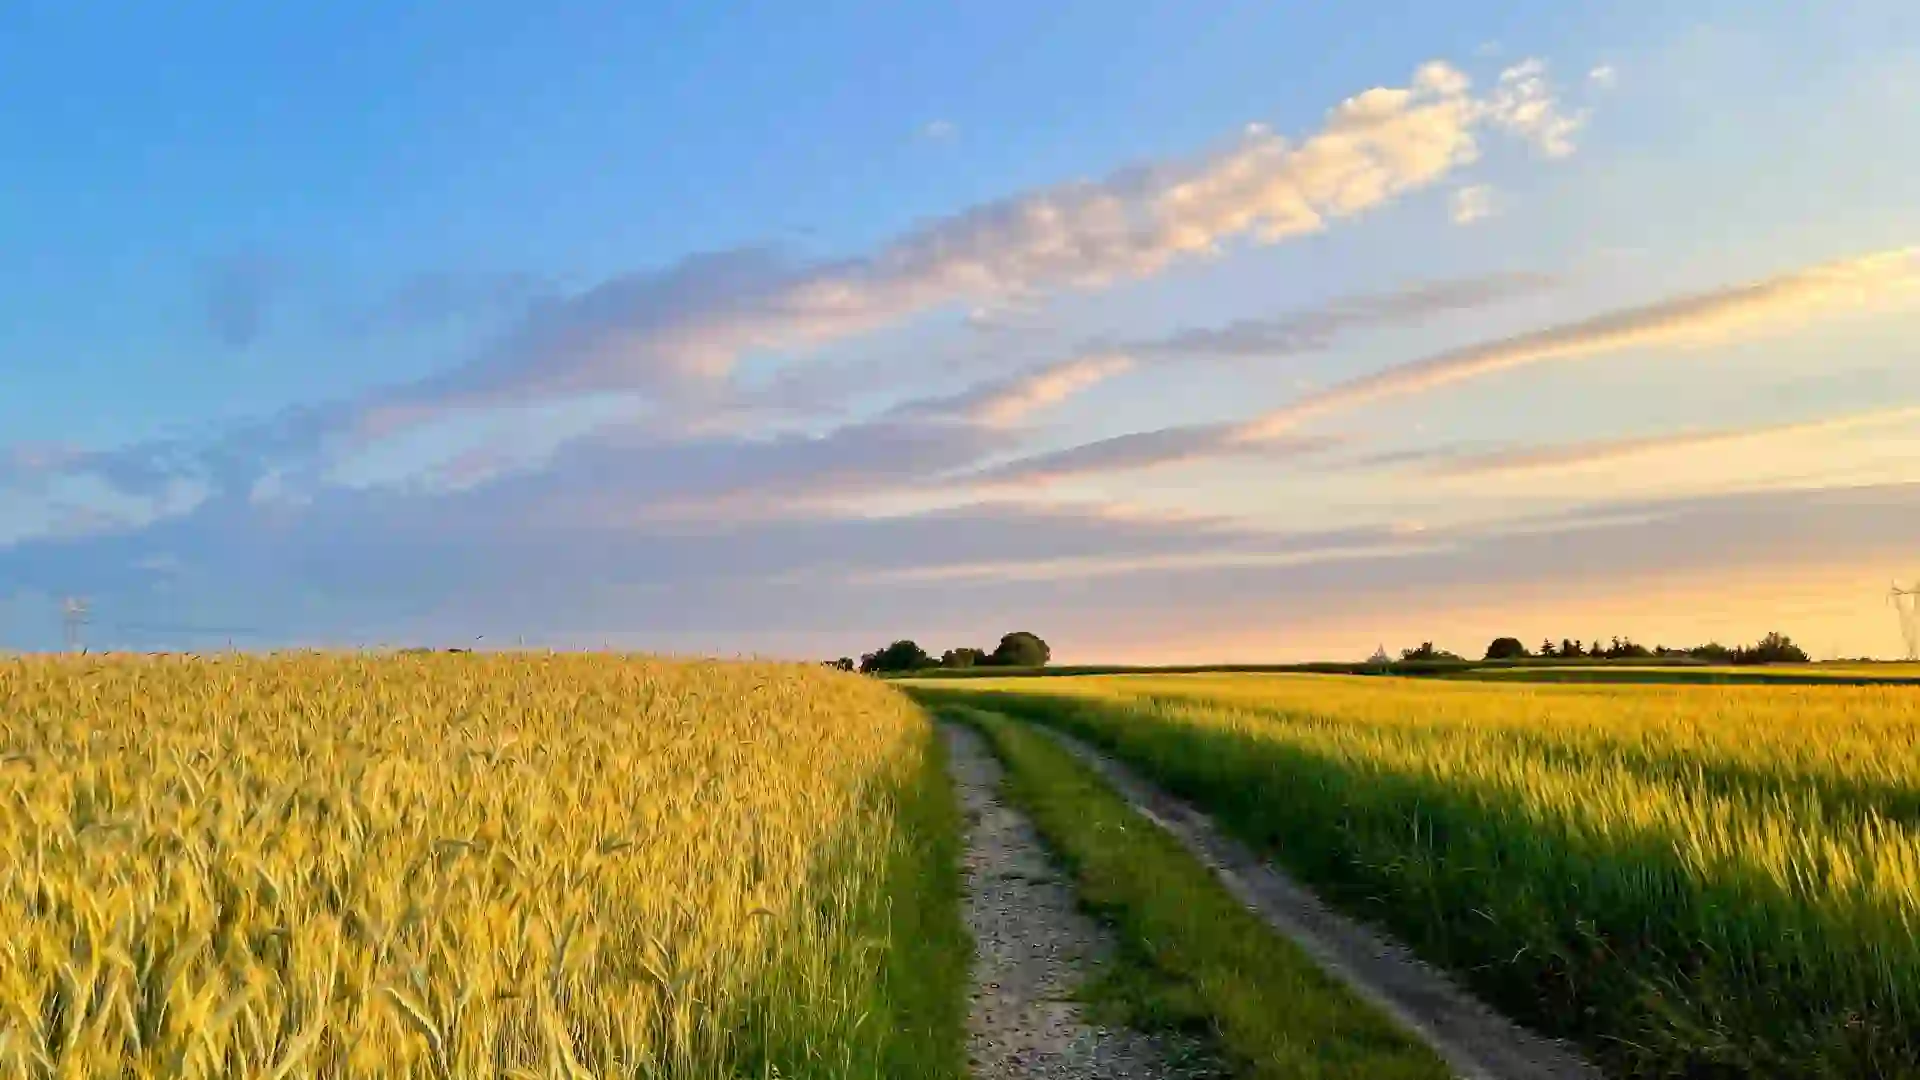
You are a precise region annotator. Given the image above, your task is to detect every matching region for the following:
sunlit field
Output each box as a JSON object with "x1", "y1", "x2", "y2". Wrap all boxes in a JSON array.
[
  {"x1": 0, "y1": 653, "x2": 964, "y2": 1079},
  {"x1": 1450, "y1": 662, "x2": 1920, "y2": 684},
  {"x1": 908, "y1": 672, "x2": 1920, "y2": 1077}
]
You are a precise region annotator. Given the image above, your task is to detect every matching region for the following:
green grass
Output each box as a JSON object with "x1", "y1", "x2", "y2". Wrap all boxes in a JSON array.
[
  {"x1": 870, "y1": 724, "x2": 973, "y2": 1078},
  {"x1": 953, "y1": 705, "x2": 1452, "y2": 1080},
  {"x1": 916, "y1": 675, "x2": 1920, "y2": 1078}
]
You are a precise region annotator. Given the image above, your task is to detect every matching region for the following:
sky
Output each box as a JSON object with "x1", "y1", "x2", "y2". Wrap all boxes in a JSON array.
[{"x1": 3, "y1": 0, "x2": 1919, "y2": 660}]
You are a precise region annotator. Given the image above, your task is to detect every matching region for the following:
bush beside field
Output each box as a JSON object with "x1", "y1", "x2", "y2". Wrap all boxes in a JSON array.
[
  {"x1": 912, "y1": 674, "x2": 1920, "y2": 1077},
  {"x1": 0, "y1": 653, "x2": 967, "y2": 1079}
]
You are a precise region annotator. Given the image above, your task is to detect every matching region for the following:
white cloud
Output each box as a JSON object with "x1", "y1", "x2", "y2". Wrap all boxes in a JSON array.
[
  {"x1": 919, "y1": 119, "x2": 959, "y2": 142},
  {"x1": 1450, "y1": 185, "x2": 1495, "y2": 224},
  {"x1": 370, "y1": 58, "x2": 1588, "y2": 419},
  {"x1": 1588, "y1": 64, "x2": 1618, "y2": 89},
  {"x1": 1484, "y1": 59, "x2": 1587, "y2": 158}
]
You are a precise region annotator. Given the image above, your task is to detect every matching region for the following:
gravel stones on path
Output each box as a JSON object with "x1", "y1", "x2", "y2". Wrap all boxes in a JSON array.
[{"x1": 943, "y1": 724, "x2": 1218, "y2": 1080}]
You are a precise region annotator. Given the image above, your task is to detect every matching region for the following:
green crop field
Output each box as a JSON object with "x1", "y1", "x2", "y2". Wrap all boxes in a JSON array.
[
  {"x1": 909, "y1": 672, "x2": 1920, "y2": 1078},
  {"x1": 0, "y1": 653, "x2": 967, "y2": 1079}
]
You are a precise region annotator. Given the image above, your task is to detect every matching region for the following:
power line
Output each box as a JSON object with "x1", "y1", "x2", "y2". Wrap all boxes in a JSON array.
[
  {"x1": 60, "y1": 596, "x2": 90, "y2": 654},
  {"x1": 1893, "y1": 580, "x2": 1920, "y2": 662}
]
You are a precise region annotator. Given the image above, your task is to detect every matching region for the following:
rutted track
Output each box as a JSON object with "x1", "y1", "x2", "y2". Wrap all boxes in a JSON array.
[{"x1": 1023, "y1": 721, "x2": 1602, "y2": 1080}]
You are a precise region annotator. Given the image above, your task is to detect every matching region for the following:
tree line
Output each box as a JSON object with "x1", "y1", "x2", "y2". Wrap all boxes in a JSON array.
[
  {"x1": 821, "y1": 630, "x2": 1052, "y2": 674},
  {"x1": 1467, "y1": 630, "x2": 1811, "y2": 665},
  {"x1": 817, "y1": 626, "x2": 1814, "y2": 675}
]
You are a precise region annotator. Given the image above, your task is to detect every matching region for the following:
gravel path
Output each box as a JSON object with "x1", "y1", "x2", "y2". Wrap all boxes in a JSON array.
[
  {"x1": 1031, "y1": 724, "x2": 1603, "y2": 1080},
  {"x1": 944, "y1": 723, "x2": 1219, "y2": 1079}
]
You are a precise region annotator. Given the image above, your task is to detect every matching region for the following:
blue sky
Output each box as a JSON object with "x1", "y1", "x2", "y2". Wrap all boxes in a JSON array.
[{"x1": 3, "y1": 1, "x2": 1918, "y2": 658}]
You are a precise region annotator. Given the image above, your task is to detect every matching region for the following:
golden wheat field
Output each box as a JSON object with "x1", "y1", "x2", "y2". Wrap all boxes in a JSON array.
[{"x1": 0, "y1": 652, "x2": 960, "y2": 1080}]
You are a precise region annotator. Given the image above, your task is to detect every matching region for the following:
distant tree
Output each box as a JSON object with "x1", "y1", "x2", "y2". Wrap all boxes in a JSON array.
[
  {"x1": 1400, "y1": 641, "x2": 1463, "y2": 662},
  {"x1": 1733, "y1": 631, "x2": 1810, "y2": 665},
  {"x1": 1614, "y1": 638, "x2": 1652, "y2": 660},
  {"x1": 823, "y1": 657, "x2": 855, "y2": 672},
  {"x1": 1539, "y1": 639, "x2": 1558, "y2": 658},
  {"x1": 988, "y1": 631, "x2": 1051, "y2": 668},
  {"x1": 940, "y1": 647, "x2": 986, "y2": 669},
  {"x1": 1589, "y1": 640, "x2": 1605, "y2": 660},
  {"x1": 1484, "y1": 636, "x2": 1530, "y2": 661},
  {"x1": 1689, "y1": 642, "x2": 1734, "y2": 664},
  {"x1": 859, "y1": 640, "x2": 932, "y2": 674},
  {"x1": 1561, "y1": 638, "x2": 1584, "y2": 658}
]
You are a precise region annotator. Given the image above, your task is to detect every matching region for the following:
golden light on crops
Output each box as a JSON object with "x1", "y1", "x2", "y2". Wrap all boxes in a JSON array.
[
  {"x1": 0, "y1": 652, "x2": 931, "y2": 1078},
  {"x1": 921, "y1": 672, "x2": 1920, "y2": 1074}
]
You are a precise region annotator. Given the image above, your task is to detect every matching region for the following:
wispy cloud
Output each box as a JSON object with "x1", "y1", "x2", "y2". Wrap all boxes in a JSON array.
[
  {"x1": 1230, "y1": 246, "x2": 1920, "y2": 441},
  {"x1": 898, "y1": 354, "x2": 1135, "y2": 428},
  {"x1": 919, "y1": 119, "x2": 959, "y2": 142},
  {"x1": 1415, "y1": 405, "x2": 1920, "y2": 477},
  {"x1": 963, "y1": 246, "x2": 1920, "y2": 484},
  {"x1": 1129, "y1": 270, "x2": 1554, "y2": 359},
  {"x1": 1, "y1": 443, "x2": 89, "y2": 487},
  {"x1": 1588, "y1": 65, "x2": 1618, "y2": 90},
  {"x1": 1484, "y1": 58, "x2": 1587, "y2": 158},
  {"x1": 975, "y1": 427, "x2": 1338, "y2": 488},
  {"x1": 747, "y1": 268, "x2": 1554, "y2": 436},
  {"x1": 847, "y1": 538, "x2": 1441, "y2": 585},
  {"x1": 1450, "y1": 185, "x2": 1494, "y2": 224}
]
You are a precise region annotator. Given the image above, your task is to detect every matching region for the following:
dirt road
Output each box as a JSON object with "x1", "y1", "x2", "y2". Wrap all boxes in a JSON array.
[{"x1": 944, "y1": 724, "x2": 1219, "y2": 1079}]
